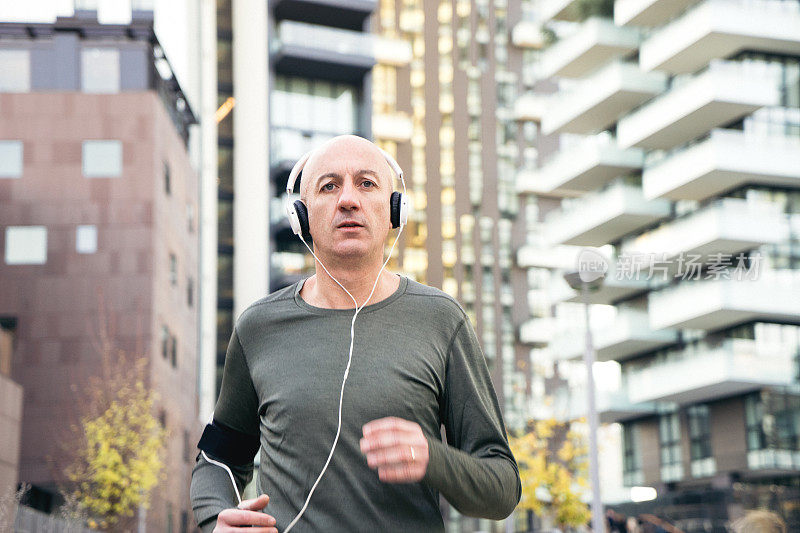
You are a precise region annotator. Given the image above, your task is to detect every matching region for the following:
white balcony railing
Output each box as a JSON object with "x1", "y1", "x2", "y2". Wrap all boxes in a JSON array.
[
  {"x1": 524, "y1": 134, "x2": 644, "y2": 195},
  {"x1": 537, "y1": 18, "x2": 641, "y2": 79},
  {"x1": 648, "y1": 270, "x2": 800, "y2": 331},
  {"x1": 640, "y1": 0, "x2": 800, "y2": 74},
  {"x1": 542, "y1": 62, "x2": 667, "y2": 135},
  {"x1": 514, "y1": 92, "x2": 549, "y2": 123},
  {"x1": 626, "y1": 338, "x2": 798, "y2": 405},
  {"x1": 552, "y1": 307, "x2": 678, "y2": 362},
  {"x1": 556, "y1": 387, "x2": 658, "y2": 423},
  {"x1": 617, "y1": 60, "x2": 780, "y2": 150},
  {"x1": 643, "y1": 128, "x2": 800, "y2": 201},
  {"x1": 543, "y1": 180, "x2": 671, "y2": 246},
  {"x1": 621, "y1": 197, "x2": 788, "y2": 264}
]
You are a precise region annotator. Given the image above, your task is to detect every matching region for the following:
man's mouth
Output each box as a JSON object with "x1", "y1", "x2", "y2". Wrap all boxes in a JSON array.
[{"x1": 337, "y1": 221, "x2": 363, "y2": 228}]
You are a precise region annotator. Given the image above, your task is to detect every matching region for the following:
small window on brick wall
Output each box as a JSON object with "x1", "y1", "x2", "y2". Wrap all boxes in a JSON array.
[{"x1": 5, "y1": 226, "x2": 47, "y2": 265}]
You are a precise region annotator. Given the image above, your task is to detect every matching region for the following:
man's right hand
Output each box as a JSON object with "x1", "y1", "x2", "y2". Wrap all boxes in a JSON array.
[{"x1": 214, "y1": 494, "x2": 278, "y2": 532}]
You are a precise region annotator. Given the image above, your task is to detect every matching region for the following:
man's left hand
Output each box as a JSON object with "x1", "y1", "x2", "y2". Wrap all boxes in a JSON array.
[{"x1": 360, "y1": 416, "x2": 429, "y2": 483}]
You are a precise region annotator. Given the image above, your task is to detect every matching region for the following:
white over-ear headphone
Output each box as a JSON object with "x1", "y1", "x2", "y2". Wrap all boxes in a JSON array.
[{"x1": 284, "y1": 146, "x2": 409, "y2": 242}]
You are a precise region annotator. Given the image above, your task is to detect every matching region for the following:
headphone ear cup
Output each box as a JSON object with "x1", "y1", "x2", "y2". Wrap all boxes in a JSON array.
[
  {"x1": 390, "y1": 191, "x2": 402, "y2": 229},
  {"x1": 293, "y1": 200, "x2": 312, "y2": 243}
]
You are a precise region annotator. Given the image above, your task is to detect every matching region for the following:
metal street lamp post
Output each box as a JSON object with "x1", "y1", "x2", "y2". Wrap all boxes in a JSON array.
[{"x1": 563, "y1": 271, "x2": 604, "y2": 533}]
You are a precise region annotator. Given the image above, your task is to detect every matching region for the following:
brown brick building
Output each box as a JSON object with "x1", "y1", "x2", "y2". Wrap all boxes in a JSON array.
[{"x1": 0, "y1": 12, "x2": 200, "y2": 531}]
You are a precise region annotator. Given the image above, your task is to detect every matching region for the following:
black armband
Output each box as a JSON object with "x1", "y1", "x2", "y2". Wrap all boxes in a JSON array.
[{"x1": 197, "y1": 419, "x2": 260, "y2": 466}]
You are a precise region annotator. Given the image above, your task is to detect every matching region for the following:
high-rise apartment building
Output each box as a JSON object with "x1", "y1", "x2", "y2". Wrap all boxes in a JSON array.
[
  {"x1": 0, "y1": 11, "x2": 200, "y2": 530},
  {"x1": 517, "y1": 0, "x2": 800, "y2": 529}
]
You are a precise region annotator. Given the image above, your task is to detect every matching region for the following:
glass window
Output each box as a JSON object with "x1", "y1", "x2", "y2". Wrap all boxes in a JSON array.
[
  {"x1": 5, "y1": 226, "x2": 47, "y2": 265},
  {"x1": 658, "y1": 413, "x2": 681, "y2": 468},
  {"x1": 81, "y1": 48, "x2": 120, "y2": 93},
  {"x1": 687, "y1": 404, "x2": 712, "y2": 461},
  {"x1": 187, "y1": 278, "x2": 194, "y2": 308},
  {"x1": 745, "y1": 393, "x2": 765, "y2": 451},
  {"x1": 76, "y1": 225, "x2": 97, "y2": 254},
  {"x1": 0, "y1": 141, "x2": 23, "y2": 178},
  {"x1": 169, "y1": 253, "x2": 178, "y2": 286},
  {"x1": 622, "y1": 422, "x2": 642, "y2": 486},
  {"x1": 161, "y1": 326, "x2": 170, "y2": 359},
  {"x1": 0, "y1": 50, "x2": 30, "y2": 92},
  {"x1": 82, "y1": 140, "x2": 122, "y2": 178}
]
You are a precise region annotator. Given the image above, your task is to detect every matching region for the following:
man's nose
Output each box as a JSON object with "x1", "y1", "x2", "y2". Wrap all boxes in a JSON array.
[{"x1": 337, "y1": 179, "x2": 359, "y2": 210}]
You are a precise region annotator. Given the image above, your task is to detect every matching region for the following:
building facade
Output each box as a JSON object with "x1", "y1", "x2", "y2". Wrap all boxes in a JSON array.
[
  {"x1": 516, "y1": 0, "x2": 800, "y2": 529},
  {"x1": 0, "y1": 12, "x2": 200, "y2": 531}
]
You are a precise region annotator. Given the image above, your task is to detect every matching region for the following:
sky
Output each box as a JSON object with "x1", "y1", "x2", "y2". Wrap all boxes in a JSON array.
[{"x1": 0, "y1": 0, "x2": 192, "y2": 97}]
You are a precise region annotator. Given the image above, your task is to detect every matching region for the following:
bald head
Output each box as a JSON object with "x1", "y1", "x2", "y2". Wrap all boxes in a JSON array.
[{"x1": 298, "y1": 135, "x2": 394, "y2": 203}]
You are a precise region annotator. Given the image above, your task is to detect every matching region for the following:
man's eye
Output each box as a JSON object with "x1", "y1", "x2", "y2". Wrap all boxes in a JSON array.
[
  {"x1": 321, "y1": 183, "x2": 336, "y2": 192},
  {"x1": 362, "y1": 180, "x2": 376, "y2": 188}
]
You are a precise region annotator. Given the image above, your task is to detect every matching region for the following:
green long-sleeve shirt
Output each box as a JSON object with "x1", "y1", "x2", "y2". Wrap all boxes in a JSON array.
[{"x1": 190, "y1": 276, "x2": 521, "y2": 531}]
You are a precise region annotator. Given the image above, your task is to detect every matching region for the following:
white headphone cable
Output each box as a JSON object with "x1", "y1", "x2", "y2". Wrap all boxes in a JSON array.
[
  {"x1": 200, "y1": 449, "x2": 242, "y2": 506},
  {"x1": 282, "y1": 227, "x2": 402, "y2": 532}
]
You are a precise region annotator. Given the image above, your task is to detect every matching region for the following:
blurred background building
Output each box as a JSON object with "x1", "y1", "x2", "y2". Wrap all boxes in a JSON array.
[
  {"x1": 515, "y1": 0, "x2": 800, "y2": 530},
  {"x1": 0, "y1": 8, "x2": 200, "y2": 531},
  {"x1": 3, "y1": 0, "x2": 800, "y2": 531}
]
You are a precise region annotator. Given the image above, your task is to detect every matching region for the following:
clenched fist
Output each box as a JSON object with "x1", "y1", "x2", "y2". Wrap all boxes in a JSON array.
[{"x1": 360, "y1": 416, "x2": 430, "y2": 483}]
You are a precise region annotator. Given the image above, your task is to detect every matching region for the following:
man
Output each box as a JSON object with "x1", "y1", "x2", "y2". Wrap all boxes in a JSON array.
[{"x1": 191, "y1": 135, "x2": 520, "y2": 532}]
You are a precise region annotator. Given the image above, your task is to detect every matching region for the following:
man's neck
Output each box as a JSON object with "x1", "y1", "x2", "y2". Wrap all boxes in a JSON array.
[{"x1": 301, "y1": 261, "x2": 401, "y2": 309}]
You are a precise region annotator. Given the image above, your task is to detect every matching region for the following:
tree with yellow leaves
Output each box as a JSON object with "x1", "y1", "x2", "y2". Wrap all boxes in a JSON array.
[
  {"x1": 61, "y1": 302, "x2": 168, "y2": 531},
  {"x1": 509, "y1": 418, "x2": 591, "y2": 530},
  {"x1": 66, "y1": 372, "x2": 167, "y2": 530}
]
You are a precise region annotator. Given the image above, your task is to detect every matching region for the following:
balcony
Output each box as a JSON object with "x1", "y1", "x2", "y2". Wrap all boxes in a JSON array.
[
  {"x1": 539, "y1": 0, "x2": 582, "y2": 22},
  {"x1": 372, "y1": 112, "x2": 413, "y2": 142},
  {"x1": 270, "y1": 0, "x2": 376, "y2": 31},
  {"x1": 621, "y1": 198, "x2": 788, "y2": 266},
  {"x1": 558, "y1": 388, "x2": 658, "y2": 423},
  {"x1": 544, "y1": 180, "x2": 671, "y2": 246},
  {"x1": 272, "y1": 20, "x2": 375, "y2": 82},
  {"x1": 538, "y1": 18, "x2": 641, "y2": 79},
  {"x1": 614, "y1": 0, "x2": 696, "y2": 27},
  {"x1": 512, "y1": 21, "x2": 546, "y2": 49},
  {"x1": 626, "y1": 338, "x2": 798, "y2": 405},
  {"x1": 525, "y1": 135, "x2": 644, "y2": 196},
  {"x1": 514, "y1": 92, "x2": 548, "y2": 123},
  {"x1": 617, "y1": 61, "x2": 779, "y2": 150},
  {"x1": 648, "y1": 270, "x2": 800, "y2": 331},
  {"x1": 519, "y1": 318, "x2": 555, "y2": 347},
  {"x1": 552, "y1": 308, "x2": 679, "y2": 362},
  {"x1": 640, "y1": 0, "x2": 800, "y2": 75},
  {"x1": 643, "y1": 129, "x2": 800, "y2": 201},
  {"x1": 541, "y1": 62, "x2": 667, "y2": 136}
]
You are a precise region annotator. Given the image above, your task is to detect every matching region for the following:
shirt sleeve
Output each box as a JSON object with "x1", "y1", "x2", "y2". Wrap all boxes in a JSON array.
[
  {"x1": 421, "y1": 318, "x2": 522, "y2": 520},
  {"x1": 190, "y1": 325, "x2": 260, "y2": 529}
]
